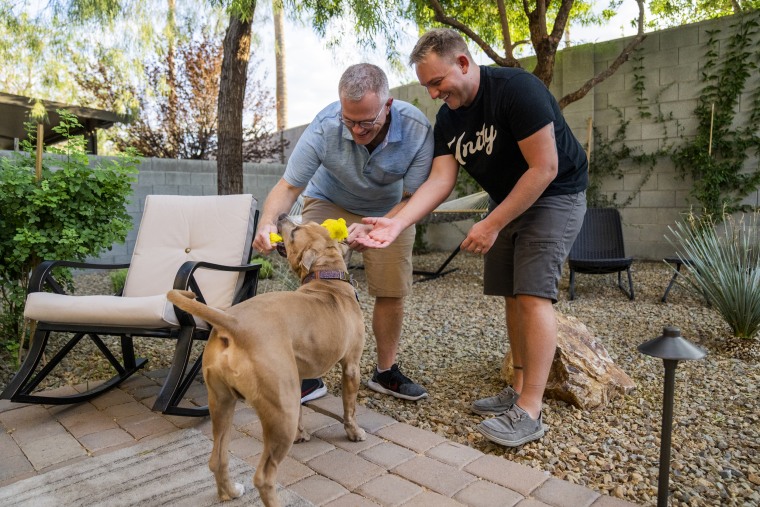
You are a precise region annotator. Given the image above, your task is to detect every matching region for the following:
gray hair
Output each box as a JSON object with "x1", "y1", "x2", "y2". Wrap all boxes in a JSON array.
[
  {"x1": 338, "y1": 63, "x2": 389, "y2": 103},
  {"x1": 409, "y1": 28, "x2": 473, "y2": 66}
]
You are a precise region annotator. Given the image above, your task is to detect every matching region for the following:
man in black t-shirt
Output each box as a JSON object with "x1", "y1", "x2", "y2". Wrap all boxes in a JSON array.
[{"x1": 358, "y1": 28, "x2": 588, "y2": 447}]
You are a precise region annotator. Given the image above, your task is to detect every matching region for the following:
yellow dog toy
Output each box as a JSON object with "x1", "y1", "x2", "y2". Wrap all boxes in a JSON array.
[
  {"x1": 269, "y1": 218, "x2": 348, "y2": 245},
  {"x1": 320, "y1": 218, "x2": 349, "y2": 241}
]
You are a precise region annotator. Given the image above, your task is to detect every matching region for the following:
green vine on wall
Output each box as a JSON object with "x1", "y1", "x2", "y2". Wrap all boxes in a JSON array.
[
  {"x1": 589, "y1": 13, "x2": 760, "y2": 213},
  {"x1": 587, "y1": 47, "x2": 673, "y2": 208},
  {"x1": 587, "y1": 107, "x2": 661, "y2": 207},
  {"x1": 672, "y1": 13, "x2": 760, "y2": 216},
  {"x1": 632, "y1": 50, "x2": 652, "y2": 120}
]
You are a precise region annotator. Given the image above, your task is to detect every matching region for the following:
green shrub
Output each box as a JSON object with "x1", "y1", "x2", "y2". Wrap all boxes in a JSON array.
[
  {"x1": 110, "y1": 268, "x2": 128, "y2": 293},
  {"x1": 251, "y1": 256, "x2": 274, "y2": 279},
  {"x1": 667, "y1": 209, "x2": 760, "y2": 339},
  {"x1": 0, "y1": 110, "x2": 138, "y2": 347}
]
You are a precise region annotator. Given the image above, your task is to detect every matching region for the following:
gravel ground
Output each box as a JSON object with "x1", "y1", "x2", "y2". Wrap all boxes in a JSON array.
[{"x1": 1, "y1": 251, "x2": 758, "y2": 506}]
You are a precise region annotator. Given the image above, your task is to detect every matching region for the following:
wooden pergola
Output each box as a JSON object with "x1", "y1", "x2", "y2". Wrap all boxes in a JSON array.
[{"x1": 0, "y1": 92, "x2": 125, "y2": 154}]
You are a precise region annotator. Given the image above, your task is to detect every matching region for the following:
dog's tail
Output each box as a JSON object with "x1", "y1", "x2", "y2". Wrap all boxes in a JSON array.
[{"x1": 167, "y1": 289, "x2": 237, "y2": 333}]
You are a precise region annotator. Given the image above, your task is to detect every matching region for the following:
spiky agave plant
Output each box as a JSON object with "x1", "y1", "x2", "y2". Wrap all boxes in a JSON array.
[{"x1": 667, "y1": 209, "x2": 760, "y2": 339}]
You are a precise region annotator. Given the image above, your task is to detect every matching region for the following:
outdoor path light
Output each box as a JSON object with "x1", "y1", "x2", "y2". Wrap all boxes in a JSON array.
[{"x1": 638, "y1": 326, "x2": 706, "y2": 507}]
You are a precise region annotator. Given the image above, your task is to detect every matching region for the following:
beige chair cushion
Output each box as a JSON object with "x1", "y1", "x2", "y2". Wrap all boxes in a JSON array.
[
  {"x1": 124, "y1": 194, "x2": 254, "y2": 309},
  {"x1": 24, "y1": 292, "x2": 209, "y2": 329},
  {"x1": 23, "y1": 194, "x2": 255, "y2": 330}
]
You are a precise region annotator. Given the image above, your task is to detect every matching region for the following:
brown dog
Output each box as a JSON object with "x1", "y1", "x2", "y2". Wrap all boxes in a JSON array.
[{"x1": 167, "y1": 215, "x2": 366, "y2": 507}]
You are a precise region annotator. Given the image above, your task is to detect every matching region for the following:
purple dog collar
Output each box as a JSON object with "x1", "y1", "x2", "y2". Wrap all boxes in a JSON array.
[
  {"x1": 302, "y1": 270, "x2": 352, "y2": 284},
  {"x1": 301, "y1": 270, "x2": 359, "y2": 301}
]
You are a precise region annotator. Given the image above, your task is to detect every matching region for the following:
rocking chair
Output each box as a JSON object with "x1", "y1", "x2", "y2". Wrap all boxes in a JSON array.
[{"x1": 1, "y1": 194, "x2": 261, "y2": 416}]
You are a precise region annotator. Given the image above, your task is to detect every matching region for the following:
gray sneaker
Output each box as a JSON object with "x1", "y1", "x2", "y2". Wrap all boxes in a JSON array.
[
  {"x1": 470, "y1": 386, "x2": 519, "y2": 415},
  {"x1": 476, "y1": 404, "x2": 545, "y2": 447}
]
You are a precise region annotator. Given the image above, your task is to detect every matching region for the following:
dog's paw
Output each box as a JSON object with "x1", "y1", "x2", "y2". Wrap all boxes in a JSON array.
[
  {"x1": 294, "y1": 430, "x2": 311, "y2": 444},
  {"x1": 347, "y1": 427, "x2": 367, "y2": 442},
  {"x1": 218, "y1": 482, "x2": 245, "y2": 501}
]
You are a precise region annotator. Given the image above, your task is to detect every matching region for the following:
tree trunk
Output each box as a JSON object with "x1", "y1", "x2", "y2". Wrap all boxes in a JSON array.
[
  {"x1": 166, "y1": 0, "x2": 179, "y2": 157},
  {"x1": 217, "y1": 10, "x2": 254, "y2": 195},
  {"x1": 274, "y1": 0, "x2": 287, "y2": 132}
]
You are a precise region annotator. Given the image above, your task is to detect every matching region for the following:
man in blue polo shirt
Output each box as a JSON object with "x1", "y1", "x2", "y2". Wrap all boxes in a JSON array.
[{"x1": 253, "y1": 63, "x2": 433, "y2": 402}]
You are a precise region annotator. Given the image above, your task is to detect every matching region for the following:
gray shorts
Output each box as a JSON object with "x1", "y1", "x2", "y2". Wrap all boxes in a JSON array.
[{"x1": 483, "y1": 191, "x2": 586, "y2": 302}]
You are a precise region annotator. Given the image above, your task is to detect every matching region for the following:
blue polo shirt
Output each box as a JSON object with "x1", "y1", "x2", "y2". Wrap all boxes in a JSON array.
[{"x1": 284, "y1": 100, "x2": 434, "y2": 216}]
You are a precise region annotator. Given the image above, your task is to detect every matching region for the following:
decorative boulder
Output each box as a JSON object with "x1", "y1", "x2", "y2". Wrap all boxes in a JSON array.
[{"x1": 502, "y1": 312, "x2": 636, "y2": 409}]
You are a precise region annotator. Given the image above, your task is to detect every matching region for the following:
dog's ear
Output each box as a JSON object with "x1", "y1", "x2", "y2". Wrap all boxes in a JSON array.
[
  {"x1": 336, "y1": 241, "x2": 350, "y2": 259},
  {"x1": 300, "y1": 248, "x2": 318, "y2": 272}
]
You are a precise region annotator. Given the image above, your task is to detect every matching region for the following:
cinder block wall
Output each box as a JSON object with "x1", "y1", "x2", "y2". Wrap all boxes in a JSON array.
[{"x1": 391, "y1": 14, "x2": 759, "y2": 259}]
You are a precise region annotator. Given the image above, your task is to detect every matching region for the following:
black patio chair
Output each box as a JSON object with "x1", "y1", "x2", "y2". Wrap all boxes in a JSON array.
[
  {"x1": 568, "y1": 207, "x2": 634, "y2": 300},
  {"x1": 1, "y1": 194, "x2": 261, "y2": 417}
]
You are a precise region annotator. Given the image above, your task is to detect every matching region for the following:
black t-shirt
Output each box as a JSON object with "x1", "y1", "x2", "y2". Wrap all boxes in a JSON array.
[{"x1": 433, "y1": 66, "x2": 588, "y2": 204}]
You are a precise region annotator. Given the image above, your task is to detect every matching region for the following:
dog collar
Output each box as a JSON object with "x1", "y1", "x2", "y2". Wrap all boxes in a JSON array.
[
  {"x1": 302, "y1": 270, "x2": 352, "y2": 284},
  {"x1": 301, "y1": 270, "x2": 359, "y2": 301}
]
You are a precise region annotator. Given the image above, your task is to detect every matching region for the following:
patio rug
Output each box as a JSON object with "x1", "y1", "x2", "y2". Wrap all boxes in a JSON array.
[{"x1": 0, "y1": 428, "x2": 314, "y2": 507}]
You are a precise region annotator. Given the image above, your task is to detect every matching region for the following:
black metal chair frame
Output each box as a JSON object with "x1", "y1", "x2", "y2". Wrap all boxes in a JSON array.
[
  {"x1": 413, "y1": 245, "x2": 462, "y2": 282},
  {"x1": 568, "y1": 208, "x2": 635, "y2": 301},
  {"x1": 1, "y1": 213, "x2": 261, "y2": 418},
  {"x1": 661, "y1": 257, "x2": 691, "y2": 303},
  {"x1": 661, "y1": 256, "x2": 711, "y2": 305},
  {"x1": 413, "y1": 207, "x2": 490, "y2": 283}
]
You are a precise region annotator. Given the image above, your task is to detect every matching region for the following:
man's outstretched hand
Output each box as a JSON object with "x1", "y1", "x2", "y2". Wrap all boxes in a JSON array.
[
  {"x1": 354, "y1": 217, "x2": 405, "y2": 249},
  {"x1": 346, "y1": 222, "x2": 374, "y2": 252}
]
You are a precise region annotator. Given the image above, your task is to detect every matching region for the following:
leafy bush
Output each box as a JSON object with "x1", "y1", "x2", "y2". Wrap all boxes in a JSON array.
[
  {"x1": 110, "y1": 268, "x2": 128, "y2": 294},
  {"x1": 251, "y1": 256, "x2": 274, "y2": 279},
  {"x1": 0, "y1": 110, "x2": 138, "y2": 347},
  {"x1": 667, "y1": 209, "x2": 760, "y2": 339}
]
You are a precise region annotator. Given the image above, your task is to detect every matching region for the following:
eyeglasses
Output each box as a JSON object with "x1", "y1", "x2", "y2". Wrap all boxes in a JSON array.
[{"x1": 340, "y1": 104, "x2": 386, "y2": 130}]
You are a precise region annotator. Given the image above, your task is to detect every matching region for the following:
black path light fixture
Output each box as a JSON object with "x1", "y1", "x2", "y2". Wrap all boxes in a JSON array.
[{"x1": 638, "y1": 326, "x2": 707, "y2": 507}]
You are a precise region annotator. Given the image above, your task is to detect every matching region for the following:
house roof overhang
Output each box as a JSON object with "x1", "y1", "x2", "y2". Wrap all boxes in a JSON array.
[{"x1": 0, "y1": 92, "x2": 125, "y2": 153}]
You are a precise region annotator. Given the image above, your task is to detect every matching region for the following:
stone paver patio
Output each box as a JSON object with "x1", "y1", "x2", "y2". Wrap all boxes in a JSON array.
[{"x1": 0, "y1": 370, "x2": 638, "y2": 506}]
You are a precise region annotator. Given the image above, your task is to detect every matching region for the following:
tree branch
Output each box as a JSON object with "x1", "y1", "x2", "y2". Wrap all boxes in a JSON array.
[
  {"x1": 550, "y1": 0, "x2": 575, "y2": 42},
  {"x1": 533, "y1": 0, "x2": 549, "y2": 39},
  {"x1": 558, "y1": 0, "x2": 647, "y2": 109},
  {"x1": 427, "y1": 0, "x2": 520, "y2": 67},
  {"x1": 496, "y1": 0, "x2": 514, "y2": 58}
]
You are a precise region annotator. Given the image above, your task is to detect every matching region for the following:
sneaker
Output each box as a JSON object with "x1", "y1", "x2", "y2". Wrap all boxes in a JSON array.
[
  {"x1": 367, "y1": 364, "x2": 428, "y2": 401},
  {"x1": 471, "y1": 386, "x2": 519, "y2": 415},
  {"x1": 300, "y1": 378, "x2": 327, "y2": 403},
  {"x1": 476, "y1": 404, "x2": 545, "y2": 447}
]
